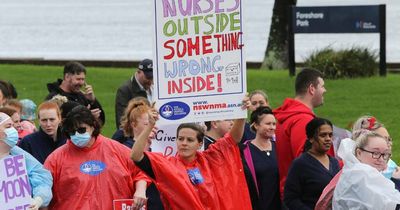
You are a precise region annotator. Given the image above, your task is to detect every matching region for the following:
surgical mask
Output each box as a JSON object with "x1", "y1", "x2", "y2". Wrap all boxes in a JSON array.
[
  {"x1": 70, "y1": 132, "x2": 91, "y2": 148},
  {"x1": 3, "y1": 127, "x2": 19, "y2": 148},
  {"x1": 382, "y1": 159, "x2": 397, "y2": 179}
]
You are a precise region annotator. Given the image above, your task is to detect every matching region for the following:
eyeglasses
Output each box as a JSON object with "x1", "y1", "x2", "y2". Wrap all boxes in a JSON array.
[
  {"x1": 70, "y1": 127, "x2": 87, "y2": 135},
  {"x1": 358, "y1": 147, "x2": 391, "y2": 160}
]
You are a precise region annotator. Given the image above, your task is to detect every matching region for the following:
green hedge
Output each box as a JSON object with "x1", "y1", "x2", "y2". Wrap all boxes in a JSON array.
[{"x1": 304, "y1": 47, "x2": 378, "y2": 79}]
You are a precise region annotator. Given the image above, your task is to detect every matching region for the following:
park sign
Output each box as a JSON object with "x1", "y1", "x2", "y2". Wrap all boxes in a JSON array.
[
  {"x1": 153, "y1": 0, "x2": 247, "y2": 125},
  {"x1": 0, "y1": 154, "x2": 32, "y2": 210},
  {"x1": 288, "y1": 5, "x2": 386, "y2": 76},
  {"x1": 293, "y1": 5, "x2": 380, "y2": 33}
]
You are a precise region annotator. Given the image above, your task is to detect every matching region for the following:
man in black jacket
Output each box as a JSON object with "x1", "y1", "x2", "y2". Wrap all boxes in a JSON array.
[
  {"x1": 45, "y1": 61, "x2": 105, "y2": 125},
  {"x1": 115, "y1": 59, "x2": 153, "y2": 129}
]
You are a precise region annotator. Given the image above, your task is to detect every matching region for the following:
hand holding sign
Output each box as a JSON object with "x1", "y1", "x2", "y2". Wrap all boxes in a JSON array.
[
  {"x1": 148, "y1": 102, "x2": 159, "y2": 125},
  {"x1": 131, "y1": 102, "x2": 160, "y2": 162},
  {"x1": 241, "y1": 94, "x2": 251, "y2": 110},
  {"x1": 132, "y1": 196, "x2": 147, "y2": 210}
]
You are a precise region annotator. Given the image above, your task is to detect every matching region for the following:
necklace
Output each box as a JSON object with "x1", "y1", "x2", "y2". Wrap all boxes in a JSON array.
[{"x1": 252, "y1": 140, "x2": 272, "y2": 156}]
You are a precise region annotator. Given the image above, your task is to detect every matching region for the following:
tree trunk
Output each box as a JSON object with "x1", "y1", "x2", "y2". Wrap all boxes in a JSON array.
[{"x1": 262, "y1": 0, "x2": 297, "y2": 69}]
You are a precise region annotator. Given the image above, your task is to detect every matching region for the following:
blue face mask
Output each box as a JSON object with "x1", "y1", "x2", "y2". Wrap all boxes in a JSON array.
[
  {"x1": 382, "y1": 159, "x2": 397, "y2": 179},
  {"x1": 3, "y1": 127, "x2": 19, "y2": 148},
  {"x1": 70, "y1": 132, "x2": 91, "y2": 148}
]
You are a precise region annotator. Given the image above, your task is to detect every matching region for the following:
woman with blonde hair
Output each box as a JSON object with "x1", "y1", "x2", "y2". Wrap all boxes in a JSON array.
[
  {"x1": 333, "y1": 132, "x2": 400, "y2": 209},
  {"x1": 351, "y1": 116, "x2": 399, "y2": 181},
  {"x1": 116, "y1": 97, "x2": 164, "y2": 210},
  {"x1": 112, "y1": 97, "x2": 151, "y2": 148}
]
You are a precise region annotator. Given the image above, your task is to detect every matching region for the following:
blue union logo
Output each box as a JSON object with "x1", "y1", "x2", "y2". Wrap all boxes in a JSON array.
[
  {"x1": 159, "y1": 101, "x2": 190, "y2": 120},
  {"x1": 80, "y1": 160, "x2": 106, "y2": 176}
]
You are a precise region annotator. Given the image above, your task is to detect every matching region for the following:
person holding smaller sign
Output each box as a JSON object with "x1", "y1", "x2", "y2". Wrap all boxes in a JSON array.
[
  {"x1": 118, "y1": 97, "x2": 164, "y2": 210},
  {"x1": 44, "y1": 105, "x2": 150, "y2": 210},
  {"x1": 131, "y1": 98, "x2": 252, "y2": 210},
  {"x1": 0, "y1": 112, "x2": 53, "y2": 210}
]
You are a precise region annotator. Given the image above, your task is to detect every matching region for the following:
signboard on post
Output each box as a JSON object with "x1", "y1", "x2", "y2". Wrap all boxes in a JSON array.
[
  {"x1": 288, "y1": 5, "x2": 386, "y2": 76},
  {"x1": 153, "y1": 0, "x2": 247, "y2": 125},
  {"x1": 0, "y1": 154, "x2": 32, "y2": 210}
]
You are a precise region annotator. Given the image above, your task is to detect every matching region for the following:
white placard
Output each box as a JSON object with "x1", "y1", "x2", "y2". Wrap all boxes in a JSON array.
[
  {"x1": 153, "y1": 0, "x2": 247, "y2": 125},
  {"x1": 0, "y1": 154, "x2": 32, "y2": 210},
  {"x1": 151, "y1": 123, "x2": 204, "y2": 156}
]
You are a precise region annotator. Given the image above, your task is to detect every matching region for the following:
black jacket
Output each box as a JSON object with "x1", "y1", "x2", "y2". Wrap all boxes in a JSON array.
[
  {"x1": 115, "y1": 77, "x2": 147, "y2": 129},
  {"x1": 19, "y1": 128, "x2": 67, "y2": 164},
  {"x1": 46, "y1": 79, "x2": 105, "y2": 124}
]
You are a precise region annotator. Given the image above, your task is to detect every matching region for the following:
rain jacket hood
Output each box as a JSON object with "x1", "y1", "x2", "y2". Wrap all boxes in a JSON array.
[
  {"x1": 46, "y1": 79, "x2": 63, "y2": 93},
  {"x1": 274, "y1": 98, "x2": 315, "y2": 124}
]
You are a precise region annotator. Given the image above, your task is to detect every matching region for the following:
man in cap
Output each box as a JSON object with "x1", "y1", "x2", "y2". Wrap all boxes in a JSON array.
[{"x1": 115, "y1": 59, "x2": 153, "y2": 129}]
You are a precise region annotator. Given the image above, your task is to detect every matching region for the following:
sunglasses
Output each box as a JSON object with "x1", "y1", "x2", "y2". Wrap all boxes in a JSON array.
[{"x1": 69, "y1": 127, "x2": 87, "y2": 135}]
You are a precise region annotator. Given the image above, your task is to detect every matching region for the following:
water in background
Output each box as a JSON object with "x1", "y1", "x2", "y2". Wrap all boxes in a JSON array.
[{"x1": 0, "y1": 0, "x2": 398, "y2": 63}]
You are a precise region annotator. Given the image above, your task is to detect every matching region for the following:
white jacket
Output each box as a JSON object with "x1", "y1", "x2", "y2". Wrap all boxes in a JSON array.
[{"x1": 333, "y1": 138, "x2": 400, "y2": 210}]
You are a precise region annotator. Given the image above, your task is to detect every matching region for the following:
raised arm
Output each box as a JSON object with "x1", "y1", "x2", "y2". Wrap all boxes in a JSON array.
[
  {"x1": 229, "y1": 95, "x2": 250, "y2": 143},
  {"x1": 131, "y1": 103, "x2": 158, "y2": 162}
]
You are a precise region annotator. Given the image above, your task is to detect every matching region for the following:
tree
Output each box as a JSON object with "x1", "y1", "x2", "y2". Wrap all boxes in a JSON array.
[{"x1": 262, "y1": 0, "x2": 297, "y2": 69}]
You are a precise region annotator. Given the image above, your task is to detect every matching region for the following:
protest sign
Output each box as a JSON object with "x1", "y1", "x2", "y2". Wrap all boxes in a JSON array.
[
  {"x1": 113, "y1": 199, "x2": 146, "y2": 210},
  {"x1": 151, "y1": 123, "x2": 179, "y2": 156},
  {"x1": 153, "y1": 0, "x2": 247, "y2": 125},
  {"x1": 151, "y1": 123, "x2": 204, "y2": 156},
  {"x1": 0, "y1": 154, "x2": 32, "y2": 210}
]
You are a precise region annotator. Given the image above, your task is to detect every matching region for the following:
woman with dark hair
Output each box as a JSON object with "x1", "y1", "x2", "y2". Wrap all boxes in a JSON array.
[
  {"x1": 131, "y1": 99, "x2": 252, "y2": 209},
  {"x1": 0, "y1": 80, "x2": 13, "y2": 106},
  {"x1": 284, "y1": 117, "x2": 340, "y2": 210},
  {"x1": 242, "y1": 106, "x2": 281, "y2": 210},
  {"x1": 44, "y1": 105, "x2": 150, "y2": 209}
]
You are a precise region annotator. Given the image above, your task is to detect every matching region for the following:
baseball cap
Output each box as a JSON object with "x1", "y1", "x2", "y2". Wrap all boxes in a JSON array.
[{"x1": 138, "y1": 59, "x2": 153, "y2": 79}]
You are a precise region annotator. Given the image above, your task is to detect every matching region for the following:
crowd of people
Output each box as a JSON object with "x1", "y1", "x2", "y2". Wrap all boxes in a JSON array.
[{"x1": 0, "y1": 60, "x2": 400, "y2": 210}]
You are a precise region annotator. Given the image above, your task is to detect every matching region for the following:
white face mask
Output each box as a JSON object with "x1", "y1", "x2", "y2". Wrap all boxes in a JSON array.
[{"x1": 70, "y1": 132, "x2": 91, "y2": 148}]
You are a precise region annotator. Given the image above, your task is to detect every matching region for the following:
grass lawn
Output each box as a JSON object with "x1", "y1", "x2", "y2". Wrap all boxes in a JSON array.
[{"x1": 1, "y1": 64, "x2": 399, "y2": 161}]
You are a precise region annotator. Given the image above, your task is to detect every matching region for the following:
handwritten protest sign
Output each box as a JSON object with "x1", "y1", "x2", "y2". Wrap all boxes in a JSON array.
[
  {"x1": 151, "y1": 124, "x2": 179, "y2": 156},
  {"x1": 153, "y1": 0, "x2": 247, "y2": 125},
  {"x1": 0, "y1": 154, "x2": 32, "y2": 210},
  {"x1": 151, "y1": 123, "x2": 204, "y2": 156}
]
